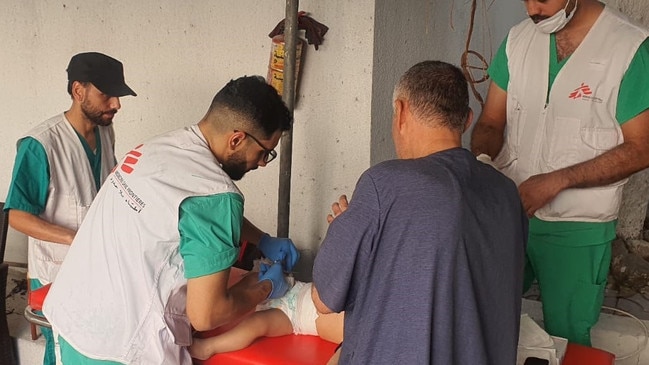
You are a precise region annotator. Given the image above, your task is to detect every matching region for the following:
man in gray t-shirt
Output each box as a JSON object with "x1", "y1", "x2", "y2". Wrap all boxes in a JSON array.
[{"x1": 312, "y1": 61, "x2": 527, "y2": 365}]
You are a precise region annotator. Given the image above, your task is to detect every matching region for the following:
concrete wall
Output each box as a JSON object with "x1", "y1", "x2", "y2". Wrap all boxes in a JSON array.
[
  {"x1": 282, "y1": 1, "x2": 376, "y2": 277},
  {"x1": 609, "y1": 0, "x2": 649, "y2": 23},
  {"x1": 8, "y1": 0, "x2": 641, "y2": 280},
  {"x1": 370, "y1": 0, "x2": 524, "y2": 165},
  {"x1": 0, "y1": 0, "x2": 375, "y2": 279}
]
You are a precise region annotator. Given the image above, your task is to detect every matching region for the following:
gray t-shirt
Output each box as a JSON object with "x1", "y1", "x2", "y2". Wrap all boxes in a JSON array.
[{"x1": 313, "y1": 147, "x2": 527, "y2": 365}]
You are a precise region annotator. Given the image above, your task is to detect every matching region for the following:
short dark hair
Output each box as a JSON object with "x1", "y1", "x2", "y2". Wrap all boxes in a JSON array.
[
  {"x1": 210, "y1": 76, "x2": 292, "y2": 136},
  {"x1": 395, "y1": 61, "x2": 470, "y2": 132}
]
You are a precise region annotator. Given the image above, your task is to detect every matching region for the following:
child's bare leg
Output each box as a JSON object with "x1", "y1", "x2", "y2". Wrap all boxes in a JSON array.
[
  {"x1": 315, "y1": 312, "x2": 344, "y2": 344},
  {"x1": 189, "y1": 308, "x2": 293, "y2": 360}
]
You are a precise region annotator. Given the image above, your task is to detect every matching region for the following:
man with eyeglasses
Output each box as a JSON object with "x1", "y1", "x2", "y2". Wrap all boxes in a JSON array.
[{"x1": 43, "y1": 75, "x2": 299, "y2": 365}]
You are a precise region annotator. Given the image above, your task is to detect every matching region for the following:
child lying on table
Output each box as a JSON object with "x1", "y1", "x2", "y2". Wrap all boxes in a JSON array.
[{"x1": 189, "y1": 267, "x2": 344, "y2": 361}]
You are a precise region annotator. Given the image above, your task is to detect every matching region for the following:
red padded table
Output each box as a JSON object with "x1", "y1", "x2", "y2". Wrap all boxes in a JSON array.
[
  {"x1": 32, "y1": 271, "x2": 613, "y2": 364},
  {"x1": 194, "y1": 268, "x2": 614, "y2": 365},
  {"x1": 196, "y1": 338, "x2": 615, "y2": 365},
  {"x1": 30, "y1": 282, "x2": 51, "y2": 311},
  {"x1": 563, "y1": 343, "x2": 615, "y2": 365},
  {"x1": 195, "y1": 335, "x2": 337, "y2": 365}
]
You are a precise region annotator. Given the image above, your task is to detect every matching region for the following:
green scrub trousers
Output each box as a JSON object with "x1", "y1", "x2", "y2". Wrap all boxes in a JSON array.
[{"x1": 523, "y1": 238, "x2": 612, "y2": 346}]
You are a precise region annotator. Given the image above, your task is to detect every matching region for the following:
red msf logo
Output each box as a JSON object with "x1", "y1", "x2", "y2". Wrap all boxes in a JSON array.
[
  {"x1": 569, "y1": 83, "x2": 593, "y2": 99},
  {"x1": 120, "y1": 144, "x2": 144, "y2": 174}
]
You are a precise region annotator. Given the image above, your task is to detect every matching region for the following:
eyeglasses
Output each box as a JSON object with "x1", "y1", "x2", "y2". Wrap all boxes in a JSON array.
[{"x1": 235, "y1": 130, "x2": 278, "y2": 164}]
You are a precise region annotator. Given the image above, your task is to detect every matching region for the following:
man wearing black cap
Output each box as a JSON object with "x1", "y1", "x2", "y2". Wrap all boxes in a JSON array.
[
  {"x1": 3, "y1": 51, "x2": 136, "y2": 365},
  {"x1": 43, "y1": 75, "x2": 298, "y2": 364}
]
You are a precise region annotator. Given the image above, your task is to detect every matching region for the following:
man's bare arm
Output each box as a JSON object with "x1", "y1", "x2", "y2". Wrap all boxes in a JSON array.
[
  {"x1": 470, "y1": 81, "x2": 508, "y2": 158},
  {"x1": 519, "y1": 109, "x2": 649, "y2": 216},
  {"x1": 8, "y1": 209, "x2": 76, "y2": 245},
  {"x1": 186, "y1": 269, "x2": 271, "y2": 331},
  {"x1": 240, "y1": 218, "x2": 264, "y2": 245},
  {"x1": 564, "y1": 109, "x2": 649, "y2": 187}
]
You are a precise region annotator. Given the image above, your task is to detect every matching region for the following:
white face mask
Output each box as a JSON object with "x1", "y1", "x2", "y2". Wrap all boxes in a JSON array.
[{"x1": 534, "y1": 0, "x2": 578, "y2": 34}]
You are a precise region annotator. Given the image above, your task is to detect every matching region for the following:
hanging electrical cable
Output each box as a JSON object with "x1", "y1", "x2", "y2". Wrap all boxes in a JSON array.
[{"x1": 458, "y1": 0, "x2": 494, "y2": 108}]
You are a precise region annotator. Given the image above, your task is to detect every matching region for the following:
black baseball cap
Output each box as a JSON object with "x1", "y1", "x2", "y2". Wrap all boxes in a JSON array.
[{"x1": 66, "y1": 52, "x2": 137, "y2": 97}]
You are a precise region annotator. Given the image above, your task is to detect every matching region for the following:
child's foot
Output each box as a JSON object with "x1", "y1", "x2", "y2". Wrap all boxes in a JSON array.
[{"x1": 188, "y1": 338, "x2": 213, "y2": 360}]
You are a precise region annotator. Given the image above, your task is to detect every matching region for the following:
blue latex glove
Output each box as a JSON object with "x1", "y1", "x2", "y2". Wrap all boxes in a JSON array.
[
  {"x1": 258, "y1": 234, "x2": 300, "y2": 272},
  {"x1": 258, "y1": 262, "x2": 289, "y2": 299}
]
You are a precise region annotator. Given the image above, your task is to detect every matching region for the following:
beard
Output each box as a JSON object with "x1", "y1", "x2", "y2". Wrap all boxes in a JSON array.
[
  {"x1": 529, "y1": 14, "x2": 548, "y2": 24},
  {"x1": 221, "y1": 150, "x2": 251, "y2": 181},
  {"x1": 81, "y1": 99, "x2": 117, "y2": 127}
]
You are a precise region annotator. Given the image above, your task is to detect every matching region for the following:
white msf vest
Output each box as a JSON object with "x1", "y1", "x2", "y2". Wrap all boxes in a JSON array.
[
  {"x1": 44, "y1": 125, "x2": 242, "y2": 365},
  {"x1": 495, "y1": 7, "x2": 648, "y2": 222},
  {"x1": 25, "y1": 113, "x2": 115, "y2": 284}
]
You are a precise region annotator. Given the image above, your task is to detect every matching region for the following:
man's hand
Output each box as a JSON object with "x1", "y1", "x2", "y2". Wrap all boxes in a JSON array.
[
  {"x1": 258, "y1": 262, "x2": 289, "y2": 299},
  {"x1": 258, "y1": 234, "x2": 300, "y2": 272},
  {"x1": 518, "y1": 172, "x2": 567, "y2": 217},
  {"x1": 326, "y1": 195, "x2": 349, "y2": 223}
]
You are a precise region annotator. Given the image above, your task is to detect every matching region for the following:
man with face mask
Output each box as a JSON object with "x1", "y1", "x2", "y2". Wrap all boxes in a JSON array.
[
  {"x1": 4, "y1": 52, "x2": 137, "y2": 365},
  {"x1": 43, "y1": 76, "x2": 298, "y2": 364},
  {"x1": 471, "y1": 0, "x2": 649, "y2": 346}
]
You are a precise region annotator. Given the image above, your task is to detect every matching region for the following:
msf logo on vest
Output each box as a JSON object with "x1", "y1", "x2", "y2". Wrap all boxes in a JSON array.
[
  {"x1": 109, "y1": 144, "x2": 147, "y2": 213},
  {"x1": 569, "y1": 82, "x2": 603, "y2": 103},
  {"x1": 120, "y1": 144, "x2": 144, "y2": 174}
]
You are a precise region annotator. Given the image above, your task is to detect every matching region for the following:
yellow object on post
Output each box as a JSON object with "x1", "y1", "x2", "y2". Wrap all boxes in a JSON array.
[{"x1": 267, "y1": 34, "x2": 305, "y2": 96}]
